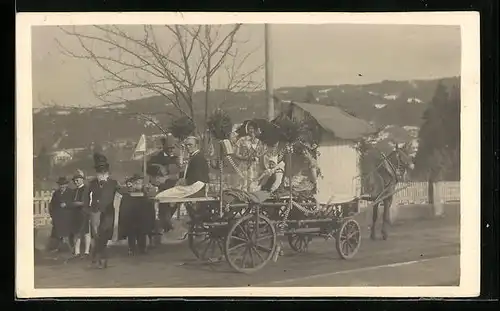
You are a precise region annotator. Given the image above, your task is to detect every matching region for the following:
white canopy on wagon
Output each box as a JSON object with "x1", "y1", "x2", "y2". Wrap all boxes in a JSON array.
[{"x1": 281, "y1": 101, "x2": 377, "y2": 205}]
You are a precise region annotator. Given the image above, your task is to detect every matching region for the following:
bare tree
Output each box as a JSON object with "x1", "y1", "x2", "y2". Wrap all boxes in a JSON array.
[{"x1": 56, "y1": 24, "x2": 263, "y2": 138}]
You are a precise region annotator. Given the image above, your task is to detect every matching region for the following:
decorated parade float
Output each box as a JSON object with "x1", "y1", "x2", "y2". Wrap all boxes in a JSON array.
[{"x1": 134, "y1": 100, "x2": 415, "y2": 274}]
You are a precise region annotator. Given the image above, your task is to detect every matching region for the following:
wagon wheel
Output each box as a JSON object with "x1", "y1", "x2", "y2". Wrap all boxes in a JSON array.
[
  {"x1": 288, "y1": 232, "x2": 312, "y2": 253},
  {"x1": 224, "y1": 213, "x2": 277, "y2": 274},
  {"x1": 335, "y1": 218, "x2": 361, "y2": 260},
  {"x1": 188, "y1": 224, "x2": 225, "y2": 262}
]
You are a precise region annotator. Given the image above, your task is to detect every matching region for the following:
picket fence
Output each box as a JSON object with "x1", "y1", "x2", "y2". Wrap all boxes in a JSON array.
[
  {"x1": 391, "y1": 181, "x2": 460, "y2": 205},
  {"x1": 32, "y1": 181, "x2": 460, "y2": 228}
]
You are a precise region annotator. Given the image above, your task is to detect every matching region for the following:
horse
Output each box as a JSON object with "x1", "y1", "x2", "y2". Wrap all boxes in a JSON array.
[{"x1": 359, "y1": 140, "x2": 415, "y2": 240}]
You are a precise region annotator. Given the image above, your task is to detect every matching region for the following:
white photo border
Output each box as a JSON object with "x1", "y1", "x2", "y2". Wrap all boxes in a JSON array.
[{"x1": 16, "y1": 11, "x2": 480, "y2": 298}]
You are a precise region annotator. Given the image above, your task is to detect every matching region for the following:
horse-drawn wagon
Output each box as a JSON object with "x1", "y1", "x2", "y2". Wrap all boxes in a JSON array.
[{"x1": 148, "y1": 102, "x2": 415, "y2": 274}]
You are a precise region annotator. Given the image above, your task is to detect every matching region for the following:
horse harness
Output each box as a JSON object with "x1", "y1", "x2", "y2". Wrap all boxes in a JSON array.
[{"x1": 377, "y1": 149, "x2": 403, "y2": 186}]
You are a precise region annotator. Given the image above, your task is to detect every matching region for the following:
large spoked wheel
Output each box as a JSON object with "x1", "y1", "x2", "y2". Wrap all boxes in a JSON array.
[
  {"x1": 224, "y1": 213, "x2": 277, "y2": 274},
  {"x1": 335, "y1": 218, "x2": 361, "y2": 260},
  {"x1": 188, "y1": 224, "x2": 225, "y2": 262}
]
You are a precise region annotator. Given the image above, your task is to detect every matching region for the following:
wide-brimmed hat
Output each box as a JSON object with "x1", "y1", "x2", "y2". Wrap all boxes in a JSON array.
[
  {"x1": 73, "y1": 169, "x2": 85, "y2": 180},
  {"x1": 244, "y1": 120, "x2": 260, "y2": 134},
  {"x1": 93, "y1": 152, "x2": 110, "y2": 173},
  {"x1": 56, "y1": 176, "x2": 69, "y2": 185}
]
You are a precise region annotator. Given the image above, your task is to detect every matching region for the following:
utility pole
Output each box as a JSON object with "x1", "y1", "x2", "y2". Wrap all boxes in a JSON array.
[{"x1": 265, "y1": 24, "x2": 275, "y2": 121}]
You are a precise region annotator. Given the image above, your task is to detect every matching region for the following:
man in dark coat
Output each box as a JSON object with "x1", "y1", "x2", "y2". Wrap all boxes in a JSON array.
[
  {"x1": 154, "y1": 136, "x2": 209, "y2": 235},
  {"x1": 48, "y1": 177, "x2": 75, "y2": 253},
  {"x1": 84, "y1": 153, "x2": 119, "y2": 269},
  {"x1": 70, "y1": 169, "x2": 90, "y2": 258},
  {"x1": 146, "y1": 134, "x2": 181, "y2": 242},
  {"x1": 154, "y1": 137, "x2": 209, "y2": 199},
  {"x1": 182, "y1": 136, "x2": 210, "y2": 191}
]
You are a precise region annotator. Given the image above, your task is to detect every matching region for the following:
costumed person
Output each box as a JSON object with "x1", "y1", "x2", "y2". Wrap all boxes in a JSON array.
[
  {"x1": 250, "y1": 156, "x2": 286, "y2": 203},
  {"x1": 146, "y1": 134, "x2": 181, "y2": 237},
  {"x1": 48, "y1": 177, "x2": 74, "y2": 254},
  {"x1": 256, "y1": 156, "x2": 285, "y2": 193},
  {"x1": 84, "y1": 153, "x2": 119, "y2": 269},
  {"x1": 118, "y1": 174, "x2": 149, "y2": 256},
  {"x1": 234, "y1": 121, "x2": 267, "y2": 192},
  {"x1": 70, "y1": 169, "x2": 91, "y2": 258},
  {"x1": 155, "y1": 136, "x2": 209, "y2": 203}
]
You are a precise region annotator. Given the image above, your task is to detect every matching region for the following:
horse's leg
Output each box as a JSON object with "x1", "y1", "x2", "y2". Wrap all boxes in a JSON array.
[
  {"x1": 381, "y1": 196, "x2": 393, "y2": 240},
  {"x1": 370, "y1": 202, "x2": 379, "y2": 240}
]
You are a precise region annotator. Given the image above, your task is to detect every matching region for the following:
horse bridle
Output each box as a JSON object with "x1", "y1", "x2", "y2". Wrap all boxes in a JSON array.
[
  {"x1": 379, "y1": 146, "x2": 410, "y2": 183},
  {"x1": 393, "y1": 146, "x2": 412, "y2": 180}
]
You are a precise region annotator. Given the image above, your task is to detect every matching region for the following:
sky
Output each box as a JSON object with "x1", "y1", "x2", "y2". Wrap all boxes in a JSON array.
[{"x1": 31, "y1": 24, "x2": 461, "y2": 108}]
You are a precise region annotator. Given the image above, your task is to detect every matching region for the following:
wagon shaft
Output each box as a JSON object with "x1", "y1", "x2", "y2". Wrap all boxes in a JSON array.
[{"x1": 369, "y1": 183, "x2": 412, "y2": 206}]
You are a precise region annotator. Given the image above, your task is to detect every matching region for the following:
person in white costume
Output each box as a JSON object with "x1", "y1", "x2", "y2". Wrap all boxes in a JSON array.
[{"x1": 255, "y1": 156, "x2": 285, "y2": 193}]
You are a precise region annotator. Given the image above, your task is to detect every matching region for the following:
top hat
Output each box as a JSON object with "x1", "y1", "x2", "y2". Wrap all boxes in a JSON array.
[
  {"x1": 56, "y1": 176, "x2": 69, "y2": 185},
  {"x1": 73, "y1": 169, "x2": 85, "y2": 180},
  {"x1": 161, "y1": 134, "x2": 176, "y2": 149},
  {"x1": 93, "y1": 152, "x2": 110, "y2": 173}
]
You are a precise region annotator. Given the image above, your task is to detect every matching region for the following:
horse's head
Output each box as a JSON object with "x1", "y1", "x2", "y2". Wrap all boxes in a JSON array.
[{"x1": 392, "y1": 142, "x2": 415, "y2": 181}]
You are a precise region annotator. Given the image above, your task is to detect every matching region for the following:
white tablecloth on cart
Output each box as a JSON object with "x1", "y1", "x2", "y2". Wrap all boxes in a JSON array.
[{"x1": 154, "y1": 181, "x2": 206, "y2": 203}]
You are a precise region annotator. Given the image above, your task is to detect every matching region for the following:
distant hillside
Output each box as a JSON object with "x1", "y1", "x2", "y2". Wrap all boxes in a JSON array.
[{"x1": 33, "y1": 76, "x2": 460, "y2": 152}]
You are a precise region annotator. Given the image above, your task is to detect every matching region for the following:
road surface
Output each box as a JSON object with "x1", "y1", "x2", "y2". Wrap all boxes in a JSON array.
[{"x1": 34, "y1": 215, "x2": 460, "y2": 288}]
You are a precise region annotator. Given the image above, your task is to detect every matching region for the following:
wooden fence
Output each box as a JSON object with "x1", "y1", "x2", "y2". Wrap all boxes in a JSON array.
[
  {"x1": 32, "y1": 181, "x2": 460, "y2": 228},
  {"x1": 33, "y1": 190, "x2": 53, "y2": 228},
  {"x1": 392, "y1": 181, "x2": 460, "y2": 206}
]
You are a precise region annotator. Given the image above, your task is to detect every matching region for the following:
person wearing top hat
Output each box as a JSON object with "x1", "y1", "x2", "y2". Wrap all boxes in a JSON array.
[
  {"x1": 146, "y1": 134, "x2": 181, "y2": 237},
  {"x1": 48, "y1": 176, "x2": 75, "y2": 253},
  {"x1": 83, "y1": 153, "x2": 119, "y2": 269},
  {"x1": 70, "y1": 169, "x2": 91, "y2": 258}
]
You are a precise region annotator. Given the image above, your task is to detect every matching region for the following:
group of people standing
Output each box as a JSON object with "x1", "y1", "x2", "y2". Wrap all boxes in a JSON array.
[
  {"x1": 48, "y1": 170, "x2": 91, "y2": 258},
  {"x1": 48, "y1": 154, "x2": 119, "y2": 269},
  {"x1": 46, "y1": 122, "x2": 291, "y2": 269},
  {"x1": 47, "y1": 134, "x2": 212, "y2": 269}
]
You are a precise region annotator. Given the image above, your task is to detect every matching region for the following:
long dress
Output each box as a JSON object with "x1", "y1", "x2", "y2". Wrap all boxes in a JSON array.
[
  {"x1": 49, "y1": 188, "x2": 75, "y2": 238},
  {"x1": 118, "y1": 191, "x2": 154, "y2": 241},
  {"x1": 235, "y1": 136, "x2": 267, "y2": 192}
]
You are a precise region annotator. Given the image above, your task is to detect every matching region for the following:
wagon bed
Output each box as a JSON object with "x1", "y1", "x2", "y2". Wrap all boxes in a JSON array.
[{"x1": 151, "y1": 187, "x2": 363, "y2": 274}]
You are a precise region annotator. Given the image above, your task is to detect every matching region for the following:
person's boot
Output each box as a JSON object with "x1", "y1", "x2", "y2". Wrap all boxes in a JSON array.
[
  {"x1": 97, "y1": 258, "x2": 108, "y2": 269},
  {"x1": 88, "y1": 250, "x2": 99, "y2": 268},
  {"x1": 98, "y1": 248, "x2": 108, "y2": 269},
  {"x1": 89, "y1": 258, "x2": 98, "y2": 268}
]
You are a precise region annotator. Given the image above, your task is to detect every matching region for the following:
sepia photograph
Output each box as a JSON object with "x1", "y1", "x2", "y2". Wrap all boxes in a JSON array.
[{"x1": 16, "y1": 12, "x2": 480, "y2": 297}]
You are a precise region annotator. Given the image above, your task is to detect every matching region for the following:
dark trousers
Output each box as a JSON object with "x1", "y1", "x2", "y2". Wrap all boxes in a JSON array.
[
  {"x1": 92, "y1": 235, "x2": 108, "y2": 261},
  {"x1": 90, "y1": 211, "x2": 113, "y2": 262},
  {"x1": 128, "y1": 233, "x2": 146, "y2": 253},
  {"x1": 158, "y1": 204, "x2": 176, "y2": 232},
  {"x1": 47, "y1": 226, "x2": 62, "y2": 251}
]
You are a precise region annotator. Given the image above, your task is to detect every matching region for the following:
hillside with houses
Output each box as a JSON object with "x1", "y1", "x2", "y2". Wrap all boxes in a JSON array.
[{"x1": 33, "y1": 76, "x2": 460, "y2": 183}]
